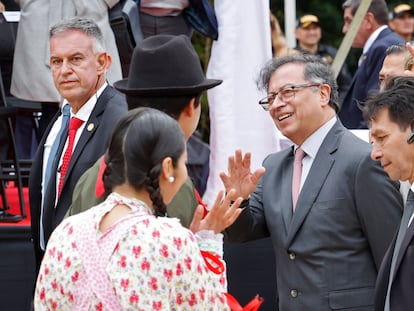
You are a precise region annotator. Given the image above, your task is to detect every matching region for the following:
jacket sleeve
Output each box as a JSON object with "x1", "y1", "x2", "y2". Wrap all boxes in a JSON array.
[{"x1": 354, "y1": 154, "x2": 403, "y2": 269}]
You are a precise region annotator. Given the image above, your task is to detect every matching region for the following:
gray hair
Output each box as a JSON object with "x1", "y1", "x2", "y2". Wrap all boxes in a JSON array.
[
  {"x1": 49, "y1": 17, "x2": 105, "y2": 53},
  {"x1": 385, "y1": 43, "x2": 407, "y2": 56},
  {"x1": 383, "y1": 43, "x2": 412, "y2": 71},
  {"x1": 342, "y1": 0, "x2": 389, "y2": 25},
  {"x1": 257, "y1": 54, "x2": 339, "y2": 112}
]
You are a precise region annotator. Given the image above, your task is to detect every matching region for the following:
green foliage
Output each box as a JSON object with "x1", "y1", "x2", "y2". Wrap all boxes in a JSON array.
[{"x1": 271, "y1": 0, "x2": 405, "y2": 74}]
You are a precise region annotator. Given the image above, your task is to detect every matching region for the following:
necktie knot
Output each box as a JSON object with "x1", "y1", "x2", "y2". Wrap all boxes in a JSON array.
[
  {"x1": 69, "y1": 117, "x2": 84, "y2": 132},
  {"x1": 294, "y1": 147, "x2": 306, "y2": 162},
  {"x1": 62, "y1": 104, "x2": 71, "y2": 117}
]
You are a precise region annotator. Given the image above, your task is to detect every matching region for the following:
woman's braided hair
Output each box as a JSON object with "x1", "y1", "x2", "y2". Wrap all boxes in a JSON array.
[
  {"x1": 103, "y1": 109, "x2": 145, "y2": 196},
  {"x1": 104, "y1": 107, "x2": 185, "y2": 216},
  {"x1": 144, "y1": 164, "x2": 166, "y2": 216}
]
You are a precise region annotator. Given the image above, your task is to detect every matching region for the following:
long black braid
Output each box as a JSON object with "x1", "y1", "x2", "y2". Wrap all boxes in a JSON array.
[
  {"x1": 121, "y1": 108, "x2": 185, "y2": 217},
  {"x1": 102, "y1": 110, "x2": 145, "y2": 196},
  {"x1": 144, "y1": 164, "x2": 167, "y2": 217}
]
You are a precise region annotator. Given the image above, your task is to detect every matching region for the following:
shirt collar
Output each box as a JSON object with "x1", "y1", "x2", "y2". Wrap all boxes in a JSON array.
[
  {"x1": 296, "y1": 116, "x2": 337, "y2": 159},
  {"x1": 363, "y1": 25, "x2": 388, "y2": 55},
  {"x1": 62, "y1": 82, "x2": 108, "y2": 122}
]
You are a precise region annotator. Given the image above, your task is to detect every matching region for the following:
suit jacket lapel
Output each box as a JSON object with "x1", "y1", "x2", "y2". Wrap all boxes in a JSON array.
[
  {"x1": 286, "y1": 121, "x2": 341, "y2": 246},
  {"x1": 39, "y1": 110, "x2": 66, "y2": 244},
  {"x1": 38, "y1": 110, "x2": 63, "y2": 200},
  {"x1": 281, "y1": 148, "x2": 294, "y2": 234},
  {"x1": 393, "y1": 215, "x2": 414, "y2": 280},
  {"x1": 375, "y1": 234, "x2": 397, "y2": 308},
  {"x1": 65, "y1": 110, "x2": 100, "y2": 175},
  {"x1": 59, "y1": 87, "x2": 110, "y2": 192}
]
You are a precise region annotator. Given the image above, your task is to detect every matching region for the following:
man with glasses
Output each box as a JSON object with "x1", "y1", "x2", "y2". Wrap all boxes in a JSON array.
[
  {"x1": 220, "y1": 54, "x2": 403, "y2": 310},
  {"x1": 294, "y1": 14, "x2": 352, "y2": 103}
]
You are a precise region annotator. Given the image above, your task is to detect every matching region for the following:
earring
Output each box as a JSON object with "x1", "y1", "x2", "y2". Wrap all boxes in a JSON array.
[{"x1": 168, "y1": 176, "x2": 175, "y2": 183}]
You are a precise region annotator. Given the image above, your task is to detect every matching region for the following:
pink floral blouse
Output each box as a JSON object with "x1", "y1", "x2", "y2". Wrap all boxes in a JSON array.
[{"x1": 35, "y1": 192, "x2": 230, "y2": 310}]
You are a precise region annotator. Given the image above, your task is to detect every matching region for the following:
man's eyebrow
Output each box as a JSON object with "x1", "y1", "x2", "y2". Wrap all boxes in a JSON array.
[{"x1": 370, "y1": 128, "x2": 386, "y2": 137}]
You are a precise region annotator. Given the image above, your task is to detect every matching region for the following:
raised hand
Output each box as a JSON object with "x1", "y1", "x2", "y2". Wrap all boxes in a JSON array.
[
  {"x1": 190, "y1": 189, "x2": 243, "y2": 234},
  {"x1": 219, "y1": 149, "x2": 265, "y2": 200}
]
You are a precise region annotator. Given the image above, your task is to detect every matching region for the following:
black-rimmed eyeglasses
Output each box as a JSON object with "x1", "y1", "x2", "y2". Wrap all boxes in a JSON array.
[{"x1": 258, "y1": 83, "x2": 321, "y2": 111}]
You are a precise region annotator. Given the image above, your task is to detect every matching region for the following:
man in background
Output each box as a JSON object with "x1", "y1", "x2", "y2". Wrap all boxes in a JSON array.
[
  {"x1": 11, "y1": 0, "x2": 122, "y2": 159},
  {"x1": 339, "y1": 0, "x2": 404, "y2": 129},
  {"x1": 295, "y1": 14, "x2": 352, "y2": 103},
  {"x1": 379, "y1": 43, "x2": 408, "y2": 90},
  {"x1": 389, "y1": 3, "x2": 414, "y2": 42}
]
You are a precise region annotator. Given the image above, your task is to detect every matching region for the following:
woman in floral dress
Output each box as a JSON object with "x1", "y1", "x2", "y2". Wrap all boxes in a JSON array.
[{"x1": 34, "y1": 108, "x2": 243, "y2": 310}]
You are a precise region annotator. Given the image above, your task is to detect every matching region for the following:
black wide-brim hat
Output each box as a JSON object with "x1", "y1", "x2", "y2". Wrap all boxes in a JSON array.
[{"x1": 114, "y1": 34, "x2": 222, "y2": 96}]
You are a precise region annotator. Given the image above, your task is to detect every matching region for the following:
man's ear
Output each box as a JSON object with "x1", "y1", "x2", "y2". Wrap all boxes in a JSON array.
[
  {"x1": 183, "y1": 97, "x2": 197, "y2": 117},
  {"x1": 96, "y1": 52, "x2": 111, "y2": 75},
  {"x1": 364, "y1": 12, "x2": 375, "y2": 30},
  {"x1": 319, "y1": 84, "x2": 331, "y2": 106}
]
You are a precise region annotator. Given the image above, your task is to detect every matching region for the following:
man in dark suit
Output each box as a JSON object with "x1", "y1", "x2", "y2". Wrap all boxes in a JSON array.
[
  {"x1": 363, "y1": 76, "x2": 414, "y2": 311},
  {"x1": 29, "y1": 17, "x2": 127, "y2": 272},
  {"x1": 220, "y1": 54, "x2": 403, "y2": 310},
  {"x1": 339, "y1": 0, "x2": 404, "y2": 129}
]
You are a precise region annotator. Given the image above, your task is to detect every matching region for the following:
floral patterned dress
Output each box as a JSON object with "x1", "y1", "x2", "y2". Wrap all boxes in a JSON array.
[{"x1": 35, "y1": 192, "x2": 230, "y2": 310}]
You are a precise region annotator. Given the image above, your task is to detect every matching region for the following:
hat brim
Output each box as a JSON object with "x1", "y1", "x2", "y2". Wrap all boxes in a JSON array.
[
  {"x1": 114, "y1": 79, "x2": 223, "y2": 96},
  {"x1": 394, "y1": 10, "x2": 414, "y2": 18},
  {"x1": 300, "y1": 21, "x2": 320, "y2": 28}
]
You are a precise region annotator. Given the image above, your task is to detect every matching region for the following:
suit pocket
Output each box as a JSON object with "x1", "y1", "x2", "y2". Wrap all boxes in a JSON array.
[{"x1": 329, "y1": 287, "x2": 374, "y2": 310}]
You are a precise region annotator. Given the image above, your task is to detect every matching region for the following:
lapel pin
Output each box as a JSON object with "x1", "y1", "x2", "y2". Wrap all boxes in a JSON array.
[{"x1": 87, "y1": 123, "x2": 94, "y2": 132}]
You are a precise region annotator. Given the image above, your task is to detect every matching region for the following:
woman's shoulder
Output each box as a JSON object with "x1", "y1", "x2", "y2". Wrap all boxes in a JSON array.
[
  {"x1": 122, "y1": 216, "x2": 197, "y2": 249},
  {"x1": 142, "y1": 216, "x2": 193, "y2": 237}
]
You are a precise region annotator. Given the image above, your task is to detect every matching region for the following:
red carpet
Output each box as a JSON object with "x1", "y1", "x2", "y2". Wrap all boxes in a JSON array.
[
  {"x1": 0, "y1": 185, "x2": 35, "y2": 311},
  {"x1": 0, "y1": 183, "x2": 31, "y2": 227}
]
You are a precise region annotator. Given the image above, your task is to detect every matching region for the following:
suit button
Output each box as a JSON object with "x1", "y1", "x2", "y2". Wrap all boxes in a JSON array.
[
  {"x1": 289, "y1": 252, "x2": 296, "y2": 260},
  {"x1": 290, "y1": 289, "x2": 298, "y2": 298}
]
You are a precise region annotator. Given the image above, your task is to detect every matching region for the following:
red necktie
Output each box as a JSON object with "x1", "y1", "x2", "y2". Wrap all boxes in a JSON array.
[
  {"x1": 58, "y1": 117, "x2": 84, "y2": 197},
  {"x1": 292, "y1": 147, "x2": 306, "y2": 211}
]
